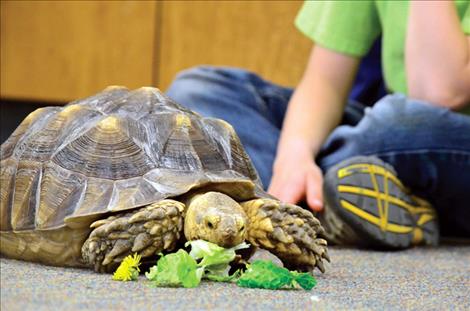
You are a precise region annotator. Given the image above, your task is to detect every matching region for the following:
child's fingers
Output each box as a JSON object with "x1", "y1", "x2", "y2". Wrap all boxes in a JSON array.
[{"x1": 306, "y1": 168, "x2": 323, "y2": 212}]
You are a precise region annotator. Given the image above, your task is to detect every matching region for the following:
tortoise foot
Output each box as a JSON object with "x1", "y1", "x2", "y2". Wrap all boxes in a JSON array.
[
  {"x1": 241, "y1": 198, "x2": 330, "y2": 273},
  {"x1": 81, "y1": 200, "x2": 185, "y2": 272}
]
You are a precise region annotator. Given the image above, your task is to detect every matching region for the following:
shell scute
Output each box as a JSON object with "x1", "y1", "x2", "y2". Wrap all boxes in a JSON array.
[
  {"x1": 11, "y1": 160, "x2": 42, "y2": 231},
  {"x1": 0, "y1": 158, "x2": 17, "y2": 231},
  {"x1": 16, "y1": 106, "x2": 102, "y2": 163},
  {"x1": 51, "y1": 114, "x2": 156, "y2": 180},
  {"x1": 37, "y1": 163, "x2": 86, "y2": 229},
  {"x1": 1, "y1": 107, "x2": 58, "y2": 160}
]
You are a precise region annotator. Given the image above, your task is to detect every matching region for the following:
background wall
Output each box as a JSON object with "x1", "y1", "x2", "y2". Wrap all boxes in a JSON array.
[
  {"x1": 0, "y1": 1, "x2": 157, "y2": 102},
  {"x1": 0, "y1": 0, "x2": 312, "y2": 103}
]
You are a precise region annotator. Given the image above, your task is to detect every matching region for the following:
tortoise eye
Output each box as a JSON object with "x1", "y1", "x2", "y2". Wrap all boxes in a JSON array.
[
  {"x1": 239, "y1": 225, "x2": 245, "y2": 232},
  {"x1": 205, "y1": 218, "x2": 216, "y2": 229}
]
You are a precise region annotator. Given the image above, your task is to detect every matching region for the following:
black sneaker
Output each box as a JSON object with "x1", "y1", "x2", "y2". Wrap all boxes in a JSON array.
[{"x1": 319, "y1": 156, "x2": 439, "y2": 249}]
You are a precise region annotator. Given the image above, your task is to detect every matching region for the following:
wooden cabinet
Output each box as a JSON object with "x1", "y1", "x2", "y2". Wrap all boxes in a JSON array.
[{"x1": 1, "y1": 1, "x2": 311, "y2": 103}]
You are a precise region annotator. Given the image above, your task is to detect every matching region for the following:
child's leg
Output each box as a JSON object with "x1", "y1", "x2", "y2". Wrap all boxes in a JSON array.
[{"x1": 318, "y1": 94, "x2": 470, "y2": 237}]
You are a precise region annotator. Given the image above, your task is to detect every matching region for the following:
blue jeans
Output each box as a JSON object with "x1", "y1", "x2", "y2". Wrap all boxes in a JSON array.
[{"x1": 166, "y1": 66, "x2": 470, "y2": 237}]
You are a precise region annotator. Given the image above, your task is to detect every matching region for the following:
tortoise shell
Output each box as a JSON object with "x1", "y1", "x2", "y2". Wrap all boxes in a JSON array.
[{"x1": 0, "y1": 87, "x2": 261, "y2": 232}]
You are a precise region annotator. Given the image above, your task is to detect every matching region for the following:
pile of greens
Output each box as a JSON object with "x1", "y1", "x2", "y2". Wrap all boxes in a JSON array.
[{"x1": 113, "y1": 240, "x2": 317, "y2": 290}]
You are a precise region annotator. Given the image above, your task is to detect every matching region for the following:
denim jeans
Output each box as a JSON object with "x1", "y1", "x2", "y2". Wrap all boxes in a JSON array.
[{"x1": 166, "y1": 66, "x2": 470, "y2": 237}]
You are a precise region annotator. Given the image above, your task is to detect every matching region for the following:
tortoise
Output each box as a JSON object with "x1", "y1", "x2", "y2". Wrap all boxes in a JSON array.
[{"x1": 0, "y1": 87, "x2": 329, "y2": 273}]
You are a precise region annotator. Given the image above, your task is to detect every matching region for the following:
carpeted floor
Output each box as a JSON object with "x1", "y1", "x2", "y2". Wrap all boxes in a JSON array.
[{"x1": 1, "y1": 245, "x2": 469, "y2": 311}]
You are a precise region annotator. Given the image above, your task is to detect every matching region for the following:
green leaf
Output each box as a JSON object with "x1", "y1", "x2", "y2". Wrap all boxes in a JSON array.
[
  {"x1": 186, "y1": 240, "x2": 249, "y2": 267},
  {"x1": 291, "y1": 271, "x2": 317, "y2": 290},
  {"x1": 145, "y1": 265, "x2": 159, "y2": 281},
  {"x1": 237, "y1": 260, "x2": 293, "y2": 290},
  {"x1": 186, "y1": 240, "x2": 249, "y2": 280},
  {"x1": 145, "y1": 250, "x2": 202, "y2": 288},
  {"x1": 236, "y1": 260, "x2": 316, "y2": 290},
  {"x1": 205, "y1": 269, "x2": 242, "y2": 282},
  {"x1": 205, "y1": 263, "x2": 231, "y2": 278}
]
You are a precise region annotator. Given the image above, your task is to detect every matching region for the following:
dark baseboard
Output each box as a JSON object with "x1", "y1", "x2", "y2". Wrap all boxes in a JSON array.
[{"x1": 0, "y1": 100, "x2": 65, "y2": 144}]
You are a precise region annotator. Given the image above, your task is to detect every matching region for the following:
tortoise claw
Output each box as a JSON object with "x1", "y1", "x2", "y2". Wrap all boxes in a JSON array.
[
  {"x1": 102, "y1": 240, "x2": 133, "y2": 266},
  {"x1": 322, "y1": 249, "x2": 331, "y2": 262},
  {"x1": 316, "y1": 256, "x2": 325, "y2": 273},
  {"x1": 131, "y1": 233, "x2": 153, "y2": 252},
  {"x1": 90, "y1": 217, "x2": 114, "y2": 229}
]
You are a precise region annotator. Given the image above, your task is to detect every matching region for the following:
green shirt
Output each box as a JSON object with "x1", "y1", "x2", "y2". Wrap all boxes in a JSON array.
[{"x1": 295, "y1": 0, "x2": 470, "y2": 113}]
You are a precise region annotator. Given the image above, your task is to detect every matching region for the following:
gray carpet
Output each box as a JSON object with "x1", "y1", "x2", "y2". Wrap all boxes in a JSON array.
[{"x1": 1, "y1": 246, "x2": 470, "y2": 311}]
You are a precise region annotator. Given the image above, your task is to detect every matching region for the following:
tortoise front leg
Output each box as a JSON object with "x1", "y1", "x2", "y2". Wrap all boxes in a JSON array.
[
  {"x1": 81, "y1": 199, "x2": 185, "y2": 272},
  {"x1": 241, "y1": 199, "x2": 330, "y2": 273}
]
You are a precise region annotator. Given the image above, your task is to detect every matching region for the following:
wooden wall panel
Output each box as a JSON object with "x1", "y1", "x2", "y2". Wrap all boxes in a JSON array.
[
  {"x1": 157, "y1": 0, "x2": 312, "y2": 91},
  {"x1": 1, "y1": 1, "x2": 312, "y2": 102},
  {"x1": 0, "y1": 1, "x2": 157, "y2": 102}
]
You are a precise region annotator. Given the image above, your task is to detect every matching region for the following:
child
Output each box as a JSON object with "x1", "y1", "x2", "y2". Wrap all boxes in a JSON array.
[{"x1": 167, "y1": 1, "x2": 470, "y2": 248}]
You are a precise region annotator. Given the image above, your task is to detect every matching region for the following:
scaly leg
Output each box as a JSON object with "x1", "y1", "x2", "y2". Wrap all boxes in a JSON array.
[
  {"x1": 81, "y1": 199, "x2": 185, "y2": 272},
  {"x1": 241, "y1": 198, "x2": 330, "y2": 273}
]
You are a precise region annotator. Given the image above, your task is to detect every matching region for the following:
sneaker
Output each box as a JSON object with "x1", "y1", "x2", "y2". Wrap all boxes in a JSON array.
[{"x1": 319, "y1": 156, "x2": 439, "y2": 249}]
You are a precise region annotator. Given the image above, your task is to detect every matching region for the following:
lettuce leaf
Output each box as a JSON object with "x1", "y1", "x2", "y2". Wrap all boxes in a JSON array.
[
  {"x1": 143, "y1": 241, "x2": 317, "y2": 290},
  {"x1": 291, "y1": 271, "x2": 317, "y2": 290},
  {"x1": 186, "y1": 240, "x2": 249, "y2": 280},
  {"x1": 145, "y1": 240, "x2": 247, "y2": 287},
  {"x1": 145, "y1": 249, "x2": 203, "y2": 288},
  {"x1": 237, "y1": 260, "x2": 317, "y2": 290},
  {"x1": 205, "y1": 269, "x2": 242, "y2": 282},
  {"x1": 186, "y1": 240, "x2": 249, "y2": 267},
  {"x1": 237, "y1": 260, "x2": 292, "y2": 289}
]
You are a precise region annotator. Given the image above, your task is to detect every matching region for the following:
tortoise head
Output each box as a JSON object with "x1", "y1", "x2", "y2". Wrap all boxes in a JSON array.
[{"x1": 184, "y1": 192, "x2": 247, "y2": 247}]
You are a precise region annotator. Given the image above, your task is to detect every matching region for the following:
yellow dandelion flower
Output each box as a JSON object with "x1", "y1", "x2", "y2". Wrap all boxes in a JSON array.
[
  {"x1": 113, "y1": 253, "x2": 142, "y2": 281},
  {"x1": 123, "y1": 253, "x2": 142, "y2": 271}
]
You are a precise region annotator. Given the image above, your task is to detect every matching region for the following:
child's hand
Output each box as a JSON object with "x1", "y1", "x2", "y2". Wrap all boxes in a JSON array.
[{"x1": 268, "y1": 145, "x2": 323, "y2": 212}]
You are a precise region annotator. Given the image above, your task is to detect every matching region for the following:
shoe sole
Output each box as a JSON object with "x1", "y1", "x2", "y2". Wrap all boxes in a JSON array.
[{"x1": 323, "y1": 156, "x2": 439, "y2": 249}]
